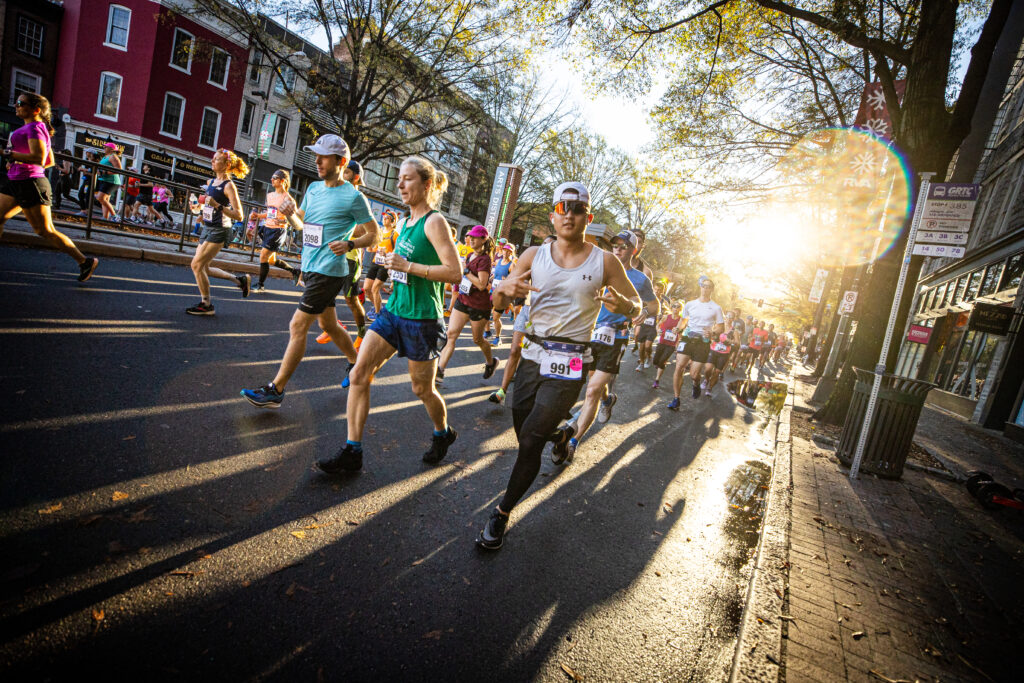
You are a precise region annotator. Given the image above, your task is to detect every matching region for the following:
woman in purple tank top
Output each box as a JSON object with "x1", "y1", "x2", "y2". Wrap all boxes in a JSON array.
[{"x1": 0, "y1": 93, "x2": 97, "y2": 281}]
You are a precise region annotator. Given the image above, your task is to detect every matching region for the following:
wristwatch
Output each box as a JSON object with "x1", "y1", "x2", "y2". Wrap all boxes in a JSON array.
[{"x1": 346, "y1": 240, "x2": 355, "y2": 252}]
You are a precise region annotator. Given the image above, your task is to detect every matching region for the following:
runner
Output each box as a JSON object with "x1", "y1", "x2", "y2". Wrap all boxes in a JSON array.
[
  {"x1": 0, "y1": 93, "x2": 98, "y2": 281},
  {"x1": 487, "y1": 235, "x2": 556, "y2": 407},
  {"x1": 446, "y1": 231, "x2": 472, "y2": 317},
  {"x1": 134, "y1": 164, "x2": 161, "y2": 224},
  {"x1": 476, "y1": 182, "x2": 642, "y2": 550},
  {"x1": 315, "y1": 155, "x2": 461, "y2": 474},
  {"x1": 488, "y1": 243, "x2": 515, "y2": 345},
  {"x1": 252, "y1": 169, "x2": 301, "y2": 293},
  {"x1": 760, "y1": 323, "x2": 778, "y2": 368},
  {"x1": 706, "y1": 311, "x2": 740, "y2": 398},
  {"x1": 651, "y1": 300, "x2": 683, "y2": 389},
  {"x1": 151, "y1": 183, "x2": 173, "y2": 228},
  {"x1": 549, "y1": 230, "x2": 657, "y2": 465},
  {"x1": 634, "y1": 279, "x2": 665, "y2": 371},
  {"x1": 747, "y1": 319, "x2": 768, "y2": 373},
  {"x1": 185, "y1": 149, "x2": 252, "y2": 315},
  {"x1": 435, "y1": 224, "x2": 499, "y2": 384},
  {"x1": 94, "y1": 142, "x2": 122, "y2": 221},
  {"x1": 667, "y1": 276, "x2": 725, "y2": 410},
  {"x1": 240, "y1": 135, "x2": 377, "y2": 407},
  {"x1": 364, "y1": 209, "x2": 400, "y2": 318},
  {"x1": 726, "y1": 308, "x2": 746, "y2": 371}
]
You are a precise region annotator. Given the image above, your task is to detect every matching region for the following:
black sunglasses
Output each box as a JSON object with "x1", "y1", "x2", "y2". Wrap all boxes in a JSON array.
[{"x1": 554, "y1": 200, "x2": 589, "y2": 216}]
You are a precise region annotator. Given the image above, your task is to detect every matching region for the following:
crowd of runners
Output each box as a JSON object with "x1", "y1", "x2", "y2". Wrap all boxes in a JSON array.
[{"x1": 3, "y1": 93, "x2": 795, "y2": 552}]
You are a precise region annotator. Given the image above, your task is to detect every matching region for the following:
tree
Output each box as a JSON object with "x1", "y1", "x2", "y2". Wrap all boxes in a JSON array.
[
  {"x1": 547, "y1": 0, "x2": 1015, "y2": 423},
  {"x1": 174, "y1": 0, "x2": 522, "y2": 167}
]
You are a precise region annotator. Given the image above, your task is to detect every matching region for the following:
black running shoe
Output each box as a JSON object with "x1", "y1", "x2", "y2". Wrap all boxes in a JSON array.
[
  {"x1": 423, "y1": 426, "x2": 457, "y2": 464},
  {"x1": 550, "y1": 425, "x2": 575, "y2": 465},
  {"x1": 476, "y1": 508, "x2": 509, "y2": 550},
  {"x1": 186, "y1": 301, "x2": 215, "y2": 316},
  {"x1": 317, "y1": 444, "x2": 363, "y2": 474},
  {"x1": 483, "y1": 357, "x2": 499, "y2": 379},
  {"x1": 77, "y1": 257, "x2": 99, "y2": 281},
  {"x1": 238, "y1": 274, "x2": 251, "y2": 298},
  {"x1": 691, "y1": 382, "x2": 701, "y2": 399},
  {"x1": 434, "y1": 368, "x2": 445, "y2": 386}
]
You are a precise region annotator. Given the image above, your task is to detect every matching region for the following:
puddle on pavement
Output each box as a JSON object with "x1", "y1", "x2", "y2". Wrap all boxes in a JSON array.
[
  {"x1": 726, "y1": 380, "x2": 788, "y2": 417},
  {"x1": 722, "y1": 460, "x2": 772, "y2": 571}
]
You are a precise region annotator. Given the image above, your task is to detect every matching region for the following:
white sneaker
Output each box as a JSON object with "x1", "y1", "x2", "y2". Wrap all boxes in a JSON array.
[
  {"x1": 644, "y1": 360, "x2": 652, "y2": 369},
  {"x1": 700, "y1": 378, "x2": 708, "y2": 391}
]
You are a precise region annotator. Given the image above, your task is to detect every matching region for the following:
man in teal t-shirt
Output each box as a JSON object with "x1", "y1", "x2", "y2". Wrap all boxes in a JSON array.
[{"x1": 240, "y1": 134, "x2": 379, "y2": 409}]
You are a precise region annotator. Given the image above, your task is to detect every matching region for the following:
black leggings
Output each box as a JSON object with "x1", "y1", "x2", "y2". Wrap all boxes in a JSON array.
[{"x1": 500, "y1": 359, "x2": 584, "y2": 512}]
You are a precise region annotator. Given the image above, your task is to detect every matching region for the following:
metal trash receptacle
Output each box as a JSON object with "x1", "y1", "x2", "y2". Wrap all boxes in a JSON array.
[{"x1": 836, "y1": 368, "x2": 936, "y2": 479}]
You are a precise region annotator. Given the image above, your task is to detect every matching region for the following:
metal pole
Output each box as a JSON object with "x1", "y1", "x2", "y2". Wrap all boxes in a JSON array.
[{"x1": 849, "y1": 172, "x2": 934, "y2": 479}]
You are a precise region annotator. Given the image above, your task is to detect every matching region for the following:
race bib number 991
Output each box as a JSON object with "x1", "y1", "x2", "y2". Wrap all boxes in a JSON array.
[{"x1": 538, "y1": 342, "x2": 584, "y2": 380}]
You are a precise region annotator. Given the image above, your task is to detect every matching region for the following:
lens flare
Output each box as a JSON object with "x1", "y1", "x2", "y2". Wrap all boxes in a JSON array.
[{"x1": 772, "y1": 128, "x2": 911, "y2": 266}]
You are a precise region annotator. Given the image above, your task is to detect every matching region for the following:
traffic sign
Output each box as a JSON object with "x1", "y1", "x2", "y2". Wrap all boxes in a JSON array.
[
  {"x1": 916, "y1": 231, "x2": 969, "y2": 245},
  {"x1": 912, "y1": 243, "x2": 965, "y2": 258},
  {"x1": 839, "y1": 290, "x2": 858, "y2": 314}
]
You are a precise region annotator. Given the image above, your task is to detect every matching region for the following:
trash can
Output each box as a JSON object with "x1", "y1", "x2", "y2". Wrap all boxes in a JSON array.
[{"x1": 835, "y1": 368, "x2": 936, "y2": 479}]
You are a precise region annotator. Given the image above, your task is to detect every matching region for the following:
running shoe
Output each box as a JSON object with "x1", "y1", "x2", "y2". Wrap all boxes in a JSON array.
[
  {"x1": 488, "y1": 388, "x2": 506, "y2": 405},
  {"x1": 483, "y1": 358, "x2": 499, "y2": 379},
  {"x1": 667, "y1": 397, "x2": 680, "y2": 411},
  {"x1": 492, "y1": 335, "x2": 501, "y2": 346},
  {"x1": 292, "y1": 271, "x2": 301, "y2": 286},
  {"x1": 706, "y1": 388, "x2": 715, "y2": 399},
  {"x1": 366, "y1": 309, "x2": 377, "y2": 322},
  {"x1": 423, "y1": 426, "x2": 457, "y2": 464},
  {"x1": 354, "y1": 335, "x2": 363, "y2": 351},
  {"x1": 435, "y1": 368, "x2": 444, "y2": 386},
  {"x1": 635, "y1": 363, "x2": 643, "y2": 372},
  {"x1": 700, "y1": 378, "x2": 708, "y2": 392},
  {"x1": 77, "y1": 257, "x2": 99, "y2": 282},
  {"x1": 476, "y1": 508, "x2": 508, "y2": 550},
  {"x1": 565, "y1": 438, "x2": 578, "y2": 464},
  {"x1": 444, "y1": 310, "x2": 451, "y2": 317},
  {"x1": 652, "y1": 380, "x2": 660, "y2": 389},
  {"x1": 237, "y1": 274, "x2": 251, "y2": 298},
  {"x1": 692, "y1": 382, "x2": 702, "y2": 399},
  {"x1": 597, "y1": 393, "x2": 617, "y2": 424},
  {"x1": 644, "y1": 360, "x2": 652, "y2": 369},
  {"x1": 316, "y1": 331, "x2": 331, "y2": 344},
  {"x1": 253, "y1": 284, "x2": 266, "y2": 294},
  {"x1": 550, "y1": 427, "x2": 573, "y2": 465},
  {"x1": 483, "y1": 330, "x2": 492, "y2": 340},
  {"x1": 317, "y1": 443, "x2": 363, "y2": 474},
  {"x1": 341, "y1": 362, "x2": 354, "y2": 389},
  {"x1": 240, "y1": 383, "x2": 283, "y2": 408},
  {"x1": 186, "y1": 301, "x2": 215, "y2": 316}
]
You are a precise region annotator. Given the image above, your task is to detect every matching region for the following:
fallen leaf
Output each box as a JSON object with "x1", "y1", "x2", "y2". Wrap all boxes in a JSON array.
[
  {"x1": 138, "y1": 547, "x2": 152, "y2": 555},
  {"x1": 111, "y1": 491, "x2": 129, "y2": 502},
  {"x1": 663, "y1": 503, "x2": 673, "y2": 513},
  {"x1": 92, "y1": 608, "x2": 105, "y2": 622},
  {"x1": 422, "y1": 630, "x2": 442, "y2": 640},
  {"x1": 852, "y1": 631, "x2": 866, "y2": 640},
  {"x1": 560, "y1": 663, "x2": 583, "y2": 681},
  {"x1": 122, "y1": 435, "x2": 136, "y2": 441},
  {"x1": 37, "y1": 502, "x2": 63, "y2": 515},
  {"x1": 285, "y1": 582, "x2": 297, "y2": 597},
  {"x1": 411, "y1": 558, "x2": 425, "y2": 566},
  {"x1": 654, "y1": 571, "x2": 662, "y2": 577},
  {"x1": 290, "y1": 531, "x2": 306, "y2": 539}
]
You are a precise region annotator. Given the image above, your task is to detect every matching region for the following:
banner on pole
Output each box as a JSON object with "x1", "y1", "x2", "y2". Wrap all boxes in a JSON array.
[
  {"x1": 808, "y1": 269, "x2": 829, "y2": 303},
  {"x1": 853, "y1": 81, "x2": 907, "y2": 142},
  {"x1": 257, "y1": 113, "x2": 277, "y2": 159},
  {"x1": 483, "y1": 164, "x2": 523, "y2": 237}
]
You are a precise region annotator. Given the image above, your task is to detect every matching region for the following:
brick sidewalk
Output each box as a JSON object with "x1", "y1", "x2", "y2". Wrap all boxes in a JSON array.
[{"x1": 780, "y1": 377, "x2": 1024, "y2": 682}]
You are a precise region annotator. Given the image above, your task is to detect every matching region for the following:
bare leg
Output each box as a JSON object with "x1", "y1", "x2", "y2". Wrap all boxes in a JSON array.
[
  {"x1": 191, "y1": 240, "x2": 227, "y2": 303},
  {"x1": 672, "y1": 354, "x2": 693, "y2": 398},
  {"x1": 270, "y1": 309, "x2": 318, "y2": 389},
  {"x1": 409, "y1": 358, "x2": 447, "y2": 431},
  {"x1": 320, "y1": 307, "x2": 357, "y2": 362},
  {"x1": 437, "y1": 307, "x2": 470, "y2": 371},
  {"x1": 346, "y1": 331, "x2": 397, "y2": 442},
  {"x1": 21, "y1": 204, "x2": 86, "y2": 264},
  {"x1": 468, "y1": 315, "x2": 494, "y2": 365},
  {"x1": 567, "y1": 370, "x2": 614, "y2": 441},
  {"x1": 0, "y1": 195, "x2": 23, "y2": 238}
]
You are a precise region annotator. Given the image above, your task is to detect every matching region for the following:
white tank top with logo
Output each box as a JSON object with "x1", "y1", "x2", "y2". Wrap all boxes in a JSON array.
[{"x1": 522, "y1": 242, "x2": 605, "y2": 364}]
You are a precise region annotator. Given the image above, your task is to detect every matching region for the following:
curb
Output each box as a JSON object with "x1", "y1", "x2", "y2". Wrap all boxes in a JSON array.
[
  {"x1": 1, "y1": 227, "x2": 294, "y2": 280},
  {"x1": 729, "y1": 385, "x2": 793, "y2": 682}
]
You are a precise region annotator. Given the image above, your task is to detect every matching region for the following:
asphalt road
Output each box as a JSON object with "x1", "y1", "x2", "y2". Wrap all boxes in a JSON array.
[{"x1": 0, "y1": 246, "x2": 787, "y2": 681}]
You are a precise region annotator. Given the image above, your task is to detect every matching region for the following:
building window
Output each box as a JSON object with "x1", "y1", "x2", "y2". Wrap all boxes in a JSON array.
[
  {"x1": 96, "y1": 72, "x2": 122, "y2": 120},
  {"x1": 274, "y1": 65, "x2": 296, "y2": 96},
  {"x1": 170, "y1": 28, "x2": 194, "y2": 73},
  {"x1": 199, "y1": 108, "x2": 221, "y2": 150},
  {"x1": 951, "y1": 276, "x2": 968, "y2": 306},
  {"x1": 979, "y1": 263, "x2": 1003, "y2": 298},
  {"x1": 963, "y1": 270, "x2": 983, "y2": 302},
  {"x1": 160, "y1": 92, "x2": 185, "y2": 138},
  {"x1": 240, "y1": 100, "x2": 256, "y2": 137},
  {"x1": 105, "y1": 5, "x2": 131, "y2": 50},
  {"x1": 999, "y1": 253, "x2": 1023, "y2": 292},
  {"x1": 208, "y1": 48, "x2": 230, "y2": 89},
  {"x1": 249, "y1": 50, "x2": 263, "y2": 83},
  {"x1": 273, "y1": 116, "x2": 290, "y2": 147},
  {"x1": 9, "y1": 69, "x2": 41, "y2": 107},
  {"x1": 16, "y1": 16, "x2": 44, "y2": 57}
]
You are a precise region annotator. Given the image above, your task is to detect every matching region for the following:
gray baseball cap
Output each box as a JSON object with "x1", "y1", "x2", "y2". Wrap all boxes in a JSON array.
[
  {"x1": 552, "y1": 181, "x2": 590, "y2": 206},
  {"x1": 303, "y1": 134, "x2": 350, "y2": 159}
]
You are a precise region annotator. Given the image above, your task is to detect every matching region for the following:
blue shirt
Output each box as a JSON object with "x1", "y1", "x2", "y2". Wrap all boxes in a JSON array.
[
  {"x1": 299, "y1": 181, "x2": 373, "y2": 278},
  {"x1": 595, "y1": 267, "x2": 656, "y2": 339}
]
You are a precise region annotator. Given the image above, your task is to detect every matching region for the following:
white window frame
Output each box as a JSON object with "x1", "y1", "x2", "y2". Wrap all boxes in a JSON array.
[
  {"x1": 95, "y1": 71, "x2": 123, "y2": 121},
  {"x1": 240, "y1": 99, "x2": 256, "y2": 137},
  {"x1": 272, "y1": 116, "x2": 289, "y2": 148},
  {"x1": 207, "y1": 47, "x2": 230, "y2": 89},
  {"x1": 198, "y1": 107, "x2": 222, "y2": 151},
  {"x1": 248, "y1": 49, "x2": 263, "y2": 84},
  {"x1": 16, "y1": 16, "x2": 44, "y2": 57},
  {"x1": 159, "y1": 91, "x2": 185, "y2": 140},
  {"x1": 9, "y1": 68, "x2": 42, "y2": 107},
  {"x1": 104, "y1": 4, "x2": 131, "y2": 51},
  {"x1": 273, "y1": 65, "x2": 296, "y2": 96},
  {"x1": 169, "y1": 28, "x2": 194, "y2": 74}
]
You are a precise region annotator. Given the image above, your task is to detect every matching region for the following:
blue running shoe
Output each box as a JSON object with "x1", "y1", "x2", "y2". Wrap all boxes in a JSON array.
[
  {"x1": 341, "y1": 361, "x2": 354, "y2": 389},
  {"x1": 667, "y1": 397, "x2": 680, "y2": 411},
  {"x1": 241, "y1": 383, "x2": 283, "y2": 408},
  {"x1": 366, "y1": 309, "x2": 377, "y2": 322}
]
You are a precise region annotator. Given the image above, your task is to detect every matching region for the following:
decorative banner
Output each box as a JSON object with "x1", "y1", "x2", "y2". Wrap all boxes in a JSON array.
[
  {"x1": 968, "y1": 303, "x2": 1013, "y2": 336},
  {"x1": 257, "y1": 113, "x2": 277, "y2": 159},
  {"x1": 483, "y1": 164, "x2": 523, "y2": 237},
  {"x1": 906, "y1": 324, "x2": 933, "y2": 344},
  {"x1": 839, "y1": 290, "x2": 858, "y2": 314},
  {"x1": 808, "y1": 268, "x2": 829, "y2": 303},
  {"x1": 852, "y1": 81, "x2": 907, "y2": 142}
]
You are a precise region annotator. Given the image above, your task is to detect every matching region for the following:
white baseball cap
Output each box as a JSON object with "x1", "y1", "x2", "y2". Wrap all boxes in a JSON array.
[
  {"x1": 303, "y1": 134, "x2": 350, "y2": 159},
  {"x1": 552, "y1": 181, "x2": 590, "y2": 206}
]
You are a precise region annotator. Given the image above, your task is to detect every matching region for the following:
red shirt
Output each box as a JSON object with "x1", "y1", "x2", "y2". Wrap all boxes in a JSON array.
[
  {"x1": 658, "y1": 315, "x2": 682, "y2": 345},
  {"x1": 457, "y1": 251, "x2": 492, "y2": 311}
]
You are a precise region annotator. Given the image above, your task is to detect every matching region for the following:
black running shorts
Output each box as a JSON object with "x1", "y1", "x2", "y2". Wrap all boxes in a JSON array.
[
  {"x1": 298, "y1": 271, "x2": 350, "y2": 315},
  {"x1": 365, "y1": 263, "x2": 390, "y2": 282},
  {"x1": 679, "y1": 336, "x2": 711, "y2": 363},
  {"x1": 709, "y1": 352, "x2": 730, "y2": 370},
  {"x1": 0, "y1": 177, "x2": 51, "y2": 208},
  {"x1": 636, "y1": 325, "x2": 658, "y2": 344},
  {"x1": 453, "y1": 299, "x2": 491, "y2": 322},
  {"x1": 653, "y1": 343, "x2": 675, "y2": 369},
  {"x1": 590, "y1": 338, "x2": 627, "y2": 374}
]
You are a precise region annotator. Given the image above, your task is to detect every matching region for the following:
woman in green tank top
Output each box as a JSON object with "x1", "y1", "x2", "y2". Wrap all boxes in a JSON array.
[{"x1": 316, "y1": 156, "x2": 465, "y2": 477}]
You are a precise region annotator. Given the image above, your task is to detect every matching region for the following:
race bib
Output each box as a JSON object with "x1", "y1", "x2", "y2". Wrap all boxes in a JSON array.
[
  {"x1": 538, "y1": 341, "x2": 585, "y2": 380},
  {"x1": 712, "y1": 342, "x2": 729, "y2": 353},
  {"x1": 664, "y1": 330, "x2": 677, "y2": 342},
  {"x1": 492, "y1": 277, "x2": 503, "y2": 290},
  {"x1": 458, "y1": 276, "x2": 473, "y2": 295},
  {"x1": 374, "y1": 251, "x2": 387, "y2": 266},
  {"x1": 389, "y1": 269, "x2": 408, "y2": 284},
  {"x1": 201, "y1": 205, "x2": 214, "y2": 222},
  {"x1": 303, "y1": 222, "x2": 324, "y2": 248},
  {"x1": 676, "y1": 341, "x2": 687, "y2": 353},
  {"x1": 591, "y1": 325, "x2": 616, "y2": 346},
  {"x1": 751, "y1": 339, "x2": 763, "y2": 349},
  {"x1": 266, "y1": 206, "x2": 278, "y2": 222},
  {"x1": 643, "y1": 316, "x2": 656, "y2": 326}
]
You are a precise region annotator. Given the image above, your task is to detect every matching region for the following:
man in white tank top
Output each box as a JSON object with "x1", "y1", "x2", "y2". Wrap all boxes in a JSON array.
[{"x1": 476, "y1": 181, "x2": 643, "y2": 551}]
